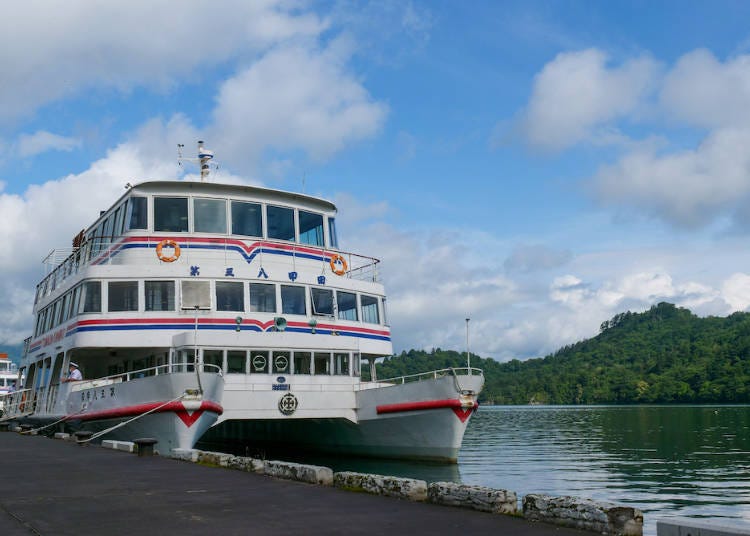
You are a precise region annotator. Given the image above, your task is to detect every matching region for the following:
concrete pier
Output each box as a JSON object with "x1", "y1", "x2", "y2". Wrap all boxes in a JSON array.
[{"x1": 0, "y1": 432, "x2": 590, "y2": 536}]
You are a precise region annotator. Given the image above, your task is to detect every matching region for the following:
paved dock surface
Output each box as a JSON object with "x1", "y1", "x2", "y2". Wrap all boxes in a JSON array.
[{"x1": 0, "y1": 432, "x2": 587, "y2": 536}]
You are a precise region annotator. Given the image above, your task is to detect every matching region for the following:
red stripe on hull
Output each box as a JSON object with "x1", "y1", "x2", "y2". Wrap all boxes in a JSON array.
[
  {"x1": 376, "y1": 399, "x2": 479, "y2": 415},
  {"x1": 71, "y1": 400, "x2": 223, "y2": 427}
]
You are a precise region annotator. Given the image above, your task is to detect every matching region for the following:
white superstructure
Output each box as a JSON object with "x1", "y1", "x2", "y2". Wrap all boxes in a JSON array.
[{"x1": 0, "y1": 144, "x2": 483, "y2": 461}]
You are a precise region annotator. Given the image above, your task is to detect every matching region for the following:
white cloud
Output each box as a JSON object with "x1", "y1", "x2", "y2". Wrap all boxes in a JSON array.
[
  {"x1": 721, "y1": 273, "x2": 750, "y2": 312},
  {"x1": 210, "y1": 40, "x2": 388, "y2": 168},
  {"x1": 593, "y1": 126, "x2": 750, "y2": 228},
  {"x1": 504, "y1": 244, "x2": 572, "y2": 273},
  {"x1": 0, "y1": 1, "x2": 326, "y2": 123},
  {"x1": 0, "y1": 116, "x2": 209, "y2": 342},
  {"x1": 16, "y1": 131, "x2": 82, "y2": 157},
  {"x1": 520, "y1": 48, "x2": 658, "y2": 151},
  {"x1": 661, "y1": 49, "x2": 750, "y2": 129}
]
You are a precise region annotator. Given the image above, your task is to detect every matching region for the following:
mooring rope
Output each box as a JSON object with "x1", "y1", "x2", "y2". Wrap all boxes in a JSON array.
[{"x1": 20, "y1": 406, "x2": 88, "y2": 435}]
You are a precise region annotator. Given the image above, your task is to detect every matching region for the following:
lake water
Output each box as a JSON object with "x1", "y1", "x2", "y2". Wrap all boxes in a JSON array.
[
  {"x1": 202, "y1": 405, "x2": 750, "y2": 536},
  {"x1": 461, "y1": 406, "x2": 750, "y2": 536}
]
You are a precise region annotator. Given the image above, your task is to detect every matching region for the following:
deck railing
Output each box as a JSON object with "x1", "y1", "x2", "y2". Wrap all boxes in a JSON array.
[
  {"x1": 375, "y1": 367, "x2": 484, "y2": 385},
  {"x1": 0, "y1": 363, "x2": 222, "y2": 420},
  {"x1": 37, "y1": 235, "x2": 381, "y2": 304}
]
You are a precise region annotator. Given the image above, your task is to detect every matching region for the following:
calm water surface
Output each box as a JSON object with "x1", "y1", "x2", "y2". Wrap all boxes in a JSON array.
[
  {"x1": 205, "y1": 405, "x2": 750, "y2": 536},
  {"x1": 462, "y1": 406, "x2": 750, "y2": 536}
]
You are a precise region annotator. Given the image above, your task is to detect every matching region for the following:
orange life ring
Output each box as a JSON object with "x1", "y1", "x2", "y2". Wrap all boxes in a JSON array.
[
  {"x1": 156, "y1": 239, "x2": 181, "y2": 262},
  {"x1": 329, "y1": 254, "x2": 347, "y2": 276},
  {"x1": 19, "y1": 392, "x2": 26, "y2": 412}
]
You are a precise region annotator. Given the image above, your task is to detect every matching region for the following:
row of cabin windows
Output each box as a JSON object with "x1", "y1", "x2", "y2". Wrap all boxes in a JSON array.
[
  {"x1": 86, "y1": 195, "x2": 337, "y2": 256},
  {"x1": 35, "y1": 196, "x2": 339, "y2": 305},
  {"x1": 34, "y1": 279, "x2": 386, "y2": 338},
  {"x1": 181, "y1": 349, "x2": 360, "y2": 376}
]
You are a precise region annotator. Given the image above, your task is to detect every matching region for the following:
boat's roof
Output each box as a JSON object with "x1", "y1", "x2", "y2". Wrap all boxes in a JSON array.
[{"x1": 129, "y1": 180, "x2": 337, "y2": 212}]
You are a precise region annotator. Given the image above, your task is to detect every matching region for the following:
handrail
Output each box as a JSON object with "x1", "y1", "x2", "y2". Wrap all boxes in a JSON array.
[
  {"x1": 72, "y1": 362, "x2": 224, "y2": 388},
  {"x1": 36, "y1": 235, "x2": 382, "y2": 304},
  {"x1": 0, "y1": 363, "x2": 222, "y2": 419},
  {"x1": 376, "y1": 367, "x2": 484, "y2": 385}
]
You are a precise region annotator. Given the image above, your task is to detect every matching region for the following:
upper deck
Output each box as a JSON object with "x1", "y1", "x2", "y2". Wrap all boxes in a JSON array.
[
  {"x1": 27, "y1": 179, "x2": 391, "y2": 360},
  {"x1": 36, "y1": 180, "x2": 380, "y2": 305}
]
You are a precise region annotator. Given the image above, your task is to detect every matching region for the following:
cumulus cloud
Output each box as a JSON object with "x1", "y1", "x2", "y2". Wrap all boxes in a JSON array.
[
  {"x1": 0, "y1": 1, "x2": 326, "y2": 123},
  {"x1": 0, "y1": 116, "x2": 204, "y2": 340},
  {"x1": 16, "y1": 131, "x2": 82, "y2": 157},
  {"x1": 519, "y1": 48, "x2": 658, "y2": 151},
  {"x1": 593, "y1": 126, "x2": 750, "y2": 228},
  {"x1": 210, "y1": 40, "x2": 388, "y2": 168},
  {"x1": 504, "y1": 244, "x2": 572, "y2": 273},
  {"x1": 661, "y1": 49, "x2": 750, "y2": 129},
  {"x1": 721, "y1": 273, "x2": 750, "y2": 312}
]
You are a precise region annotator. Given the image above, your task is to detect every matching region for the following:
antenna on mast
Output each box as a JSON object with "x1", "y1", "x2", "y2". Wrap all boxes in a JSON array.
[
  {"x1": 465, "y1": 317, "x2": 471, "y2": 370},
  {"x1": 177, "y1": 141, "x2": 216, "y2": 182}
]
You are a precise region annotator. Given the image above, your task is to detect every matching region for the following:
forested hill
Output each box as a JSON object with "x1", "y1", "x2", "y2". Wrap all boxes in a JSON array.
[{"x1": 374, "y1": 302, "x2": 750, "y2": 405}]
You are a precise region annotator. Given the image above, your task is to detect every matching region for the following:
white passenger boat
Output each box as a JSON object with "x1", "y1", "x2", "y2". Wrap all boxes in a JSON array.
[
  {"x1": 0, "y1": 353, "x2": 18, "y2": 415},
  {"x1": 0, "y1": 143, "x2": 483, "y2": 461}
]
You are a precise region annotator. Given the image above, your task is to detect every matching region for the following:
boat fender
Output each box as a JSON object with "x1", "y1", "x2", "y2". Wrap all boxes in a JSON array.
[
  {"x1": 156, "y1": 239, "x2": 181, "y2": 262},
  {"x1": 329, "y1": 254, "x2": 347, "y2": 276}
]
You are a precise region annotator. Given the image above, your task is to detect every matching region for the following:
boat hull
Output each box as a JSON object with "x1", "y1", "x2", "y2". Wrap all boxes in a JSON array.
[
  {"x1": 8, "y1": 371, "x2": 224, "y2": 454},
  {"x1": 202, "y1": 372, "x2": 483, "y2": 462}
]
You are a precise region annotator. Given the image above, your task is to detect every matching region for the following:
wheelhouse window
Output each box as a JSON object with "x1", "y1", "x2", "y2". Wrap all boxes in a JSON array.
[
  {"x1": 299, "y1": 211, "x2": 324, "y2": 246},
  {"x1": 145, "y1": 281, "x2": 175, "y2": 311},
  {"x1": 227, "y1": 350, "x2": 247, "y2": 374},
  {"x1": 337, "y1": 291, "x2": 357, "y2": 321},
  {"x1": 113, "y1": 204, "x2": 125, "y2": 237},
  {"x1": 61, "y1": 294, "x2": 71, "y2": 323},
  {"x1": 249, "y1": 283, "x2": 276, "y2": 313},
  {"x1": 328, "y1": 217, "x2": 339, "y2": 249},
  {"x1": 108, "y1": 281, "x2": 139, "y2": 312},
  {"x1": 216, "y1": 281, "x2": 244, "y2": 312},
  {"x1": 311, "y1": 288, "x2": 333, "y2": 316},
  {"x1": 361, "y1": 295, "x2": 380, "y2": 324},
  {"x1": 81, "y1": 281, "x2": 101, "y2": 313},
  {"x1": 293, "y1": 351, "x2": 311, "y2": 374},
  {"x1": 334, "y1": 352, "x2": 350, "y2": 375},
  {"x1": 194, "y1": 198, "x2": 227, "y2": 233},
  {"x1": 203, "y1": 349, "x2": 223, "y2": 371},
  {"x1": 181, "y1": 281, "x2": 211, "y2": 309},
  {"x1": 231, "y1": 201, "x2": 262, "y2": 237},
  {"x1": 128, "y1": 196, "x2": 148, "y2": 230},
  {"x1": 267, "y1": 205, "x2": 295, "y2": 241},
  {"x1": 70, "y1": 286, "x2": 82, "y2": 318},
  {"x1": 314, "y1": 352, "x2": 330, "y2": 375},
  {"x1": 281, "y1": 285, "x2": 306, "y2": 315},
  {"x1": 154, "y1": 197, "x2": 188, "y2": 232}
]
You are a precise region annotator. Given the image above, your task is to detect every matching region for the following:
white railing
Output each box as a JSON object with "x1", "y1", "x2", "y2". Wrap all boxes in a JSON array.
[
  {"x1": 376, "y1": 367, "x2": 484, "y2": 385},
  {"x1": 36, "y1": 235, "x2": 381, "y2": 304},
  {"x1": 0, "y1": 363, "x2": 222, "y2": 419}
]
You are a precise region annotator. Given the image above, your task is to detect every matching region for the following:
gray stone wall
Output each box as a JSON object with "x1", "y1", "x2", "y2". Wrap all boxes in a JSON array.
[
  {"x1": 334, "y1": 471, "x2": 428, "y2": 501},
  {"x1": 428, "y1": 482, "x2": 517, "y2": 514},
  {"x1": 524, "y1": 494, "x2": 643, "y2": 536}
]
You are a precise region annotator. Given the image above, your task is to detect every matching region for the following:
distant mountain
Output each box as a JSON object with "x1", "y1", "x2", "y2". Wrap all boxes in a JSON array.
[{"x1": 374, "y1": 302, "x2": 750, "y2": 405}]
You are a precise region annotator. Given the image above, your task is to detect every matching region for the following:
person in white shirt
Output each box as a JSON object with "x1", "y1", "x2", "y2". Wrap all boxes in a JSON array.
[{"x1": 64, "y1": 362, "x2": 82, "y2": 382}]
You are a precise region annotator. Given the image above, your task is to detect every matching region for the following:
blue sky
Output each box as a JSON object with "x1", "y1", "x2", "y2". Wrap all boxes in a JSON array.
[{"x1": 4, "y1": 1, "x2": 750, "y2": 360}]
